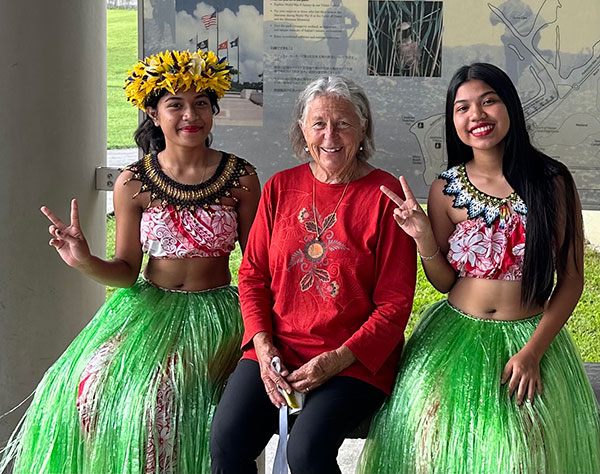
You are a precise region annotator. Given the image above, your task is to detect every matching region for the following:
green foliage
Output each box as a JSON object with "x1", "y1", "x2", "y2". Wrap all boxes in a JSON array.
[
  {"x1": 106, "y1": 216, "x2": 117, "y2": 298},
  {"x1": 107, "y1": 8, "x2": 138, "y2": 149},
  {"x1": 567, "y1": 246, "x2": 600, "y2": 361},
  {"x1": 407, "y1": 258, "x2": 446, "y2": 335},
  {"x1": 106, "y1": 215, "x2": 116, "y2": 262},
  {"x1": 228, "y1": 245, "x2": 243, "y2": 286}
]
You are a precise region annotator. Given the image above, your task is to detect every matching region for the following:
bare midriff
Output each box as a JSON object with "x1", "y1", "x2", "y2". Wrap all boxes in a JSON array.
[
  {"x1": 143, "y1": 256, "x2": 231, "y2": 291},
  {"x1": 448, "y1": 278, "x2": 545, "y2": 321}
]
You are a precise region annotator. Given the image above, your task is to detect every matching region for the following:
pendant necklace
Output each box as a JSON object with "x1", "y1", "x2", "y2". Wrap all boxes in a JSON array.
[
  {"x1": 311, "y1": 172, "x2": 351, "y2": 240},
  {"x1": 305, "y1": 173, "x2": 351, "y2": 262}
]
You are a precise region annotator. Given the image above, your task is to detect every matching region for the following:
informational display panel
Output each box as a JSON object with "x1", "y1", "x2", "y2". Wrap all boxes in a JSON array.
[{"x1": 141, "y1": 0, "x2": 600, "y2": 209}]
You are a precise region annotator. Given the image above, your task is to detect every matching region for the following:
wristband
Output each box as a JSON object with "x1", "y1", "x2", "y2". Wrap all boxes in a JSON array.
[{"x1": 419, "y1": 246, "x2": 440, "y2": 261}]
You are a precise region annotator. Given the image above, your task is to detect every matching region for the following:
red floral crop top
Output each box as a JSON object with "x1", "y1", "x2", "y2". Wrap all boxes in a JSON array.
[
  {"x1": 123, "y1": 152, "x2": 255, "y2": 259},
  {"x1": 440, "y1": 164, "x2": 528, "y2": 280},
  {"x1": 140, "y1": 205, "x2": 237, "y2": 258}
]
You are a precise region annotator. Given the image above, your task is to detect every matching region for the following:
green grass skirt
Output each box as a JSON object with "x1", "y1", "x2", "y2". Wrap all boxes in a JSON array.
[
  {"x1": 1, "y1": 279, "x2": 243, "y2": 473},
  {"x1": 358, "y1": 300, "x2": 600, "y2": 474}
]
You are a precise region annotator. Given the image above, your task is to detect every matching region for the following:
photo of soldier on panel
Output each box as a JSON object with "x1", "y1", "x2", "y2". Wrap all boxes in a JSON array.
[
  {"x1": 145, "y1": 0, "x2": 177, "y2": 50},
  {"x1": 367, "y1": 0, "x2": 442, "y2": 77},
  {"x1": 322, "y1": 0, "x2": 359, "y2": 69}
]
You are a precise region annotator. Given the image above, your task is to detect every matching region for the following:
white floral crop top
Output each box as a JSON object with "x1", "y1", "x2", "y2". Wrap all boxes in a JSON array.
[{"x1": 440, "y1": 164, "x2": 528, "y2": 280}]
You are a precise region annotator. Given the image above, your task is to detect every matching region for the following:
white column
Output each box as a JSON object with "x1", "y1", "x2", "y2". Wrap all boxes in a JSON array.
[{"x1": 0, "y1": 0, "x2": 107, "y2": 442}]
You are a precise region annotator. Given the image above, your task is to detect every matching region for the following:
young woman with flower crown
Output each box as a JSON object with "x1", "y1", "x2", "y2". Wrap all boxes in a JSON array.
[
  {"x1": 0, "y1": 50, "x2": 260, "y2": 474},
  {"x1": 358, "y1": 63, "x2": 600, "y2": 473}
]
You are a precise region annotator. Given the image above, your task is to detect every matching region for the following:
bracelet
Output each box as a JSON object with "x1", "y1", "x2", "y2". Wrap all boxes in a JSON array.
[{"x1": 418, "y1": 246, "x2": 440, "y2": 261}]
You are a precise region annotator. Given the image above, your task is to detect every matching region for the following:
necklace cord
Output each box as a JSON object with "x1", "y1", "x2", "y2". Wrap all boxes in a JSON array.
[
  {"x1": 312, "y1": 174, "x2": 352, "y2": 240},
  {"x1": 160, "y1": 156, "x2": 210, "y2": 184}
]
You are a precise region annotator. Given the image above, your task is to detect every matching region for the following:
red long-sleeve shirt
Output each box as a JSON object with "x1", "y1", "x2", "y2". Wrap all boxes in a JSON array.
[{"x1": 239, "y1": 163, "x2": 416, "y2": 394}]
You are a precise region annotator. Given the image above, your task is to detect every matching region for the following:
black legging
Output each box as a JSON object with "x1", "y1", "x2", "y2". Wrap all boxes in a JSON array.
[{"x1": 210, "y1": 359, "x2": 386, "y2": 474}]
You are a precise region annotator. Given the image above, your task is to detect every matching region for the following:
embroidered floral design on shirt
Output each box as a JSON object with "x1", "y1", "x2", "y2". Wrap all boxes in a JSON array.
[{"x1": 289, "y1": 207, "x2": 348, "y2": 298}]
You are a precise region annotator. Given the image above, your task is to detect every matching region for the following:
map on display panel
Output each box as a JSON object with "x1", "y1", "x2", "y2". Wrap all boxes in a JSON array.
[
  {"x1": 142, "y1": 0, "x2": 600, "y2": 209},
  {"x1": 407, "y1": 0, "x2": 600, "y2": 209}
]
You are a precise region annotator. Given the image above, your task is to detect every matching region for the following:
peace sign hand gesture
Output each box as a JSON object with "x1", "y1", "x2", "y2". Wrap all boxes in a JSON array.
[
  {"x1": 381, "y1": 176, "x2": 431, "y2": 241},
  {"x1": 41, "y1": 199, "x2": 92, "y2": 269}
]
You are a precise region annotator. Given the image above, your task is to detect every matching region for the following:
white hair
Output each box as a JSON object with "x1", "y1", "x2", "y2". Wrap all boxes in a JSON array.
[{"x1": 289, "y1": 76, "x2": 375, "y2": 161}]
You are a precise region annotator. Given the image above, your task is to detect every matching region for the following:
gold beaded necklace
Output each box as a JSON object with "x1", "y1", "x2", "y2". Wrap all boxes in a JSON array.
[{"x1": 123, "y1": 152, "x2": 256, "y2": 211}]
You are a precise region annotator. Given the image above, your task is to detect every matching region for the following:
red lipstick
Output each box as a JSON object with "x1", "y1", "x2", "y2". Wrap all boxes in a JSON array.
[{"x1": 181, "y1": 125, "x2": 201, "y2": 133}]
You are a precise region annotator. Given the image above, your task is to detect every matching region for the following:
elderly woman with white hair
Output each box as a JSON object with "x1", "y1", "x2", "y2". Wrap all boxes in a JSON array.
[{"x1": 210, "y1": 76, "x2": 417, "y2": 474}]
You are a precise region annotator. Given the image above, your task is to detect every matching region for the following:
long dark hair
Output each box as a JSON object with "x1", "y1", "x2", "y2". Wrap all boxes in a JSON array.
[
  {"x1": 445, "y1": 63, "x2": 582, "y2": 307},
  {"x1": 134, "y1": 89, "x2": 221, "y2": 155}
]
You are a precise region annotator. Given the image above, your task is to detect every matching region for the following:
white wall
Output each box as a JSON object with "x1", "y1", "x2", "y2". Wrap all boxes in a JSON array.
[{"x1": 0, "y1": 0, "x2": 107, "y2": 442}]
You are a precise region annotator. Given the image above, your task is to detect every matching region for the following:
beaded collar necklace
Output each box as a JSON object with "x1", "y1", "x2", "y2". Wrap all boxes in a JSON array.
[
  {"x1": 123, "y1": 152, "x2": 255, "y2": 211},
  {"x1": 440, "y1": 163, "x2": 527, "y2": 228}
]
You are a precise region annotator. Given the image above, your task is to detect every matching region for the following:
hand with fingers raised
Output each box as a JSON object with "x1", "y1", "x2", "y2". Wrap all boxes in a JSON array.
[
  {"x1": 380, "y1": 176, "x2": 432, "y2": 241},
  {"x1": 253, "y1": 332, "x2": 293, "y2": 408},
  {"x1": 41, "y1": 199, "x2": 92, "y2": 269}
]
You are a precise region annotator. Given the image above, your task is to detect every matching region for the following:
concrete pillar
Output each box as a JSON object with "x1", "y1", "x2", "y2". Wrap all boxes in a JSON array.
[{"x1": 0, "y1": 0, "x2": 107, "y2": 442}]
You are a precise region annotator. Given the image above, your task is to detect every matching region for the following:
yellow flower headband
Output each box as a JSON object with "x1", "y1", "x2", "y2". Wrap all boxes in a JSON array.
[{"x1": 124, "y1": 49, "x2": 232, "y2": 111}]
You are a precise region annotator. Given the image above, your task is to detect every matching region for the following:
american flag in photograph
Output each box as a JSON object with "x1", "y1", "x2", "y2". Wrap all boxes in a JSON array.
[{"x1": 201, "y1": 11, "x2": 217, "y2": 29}]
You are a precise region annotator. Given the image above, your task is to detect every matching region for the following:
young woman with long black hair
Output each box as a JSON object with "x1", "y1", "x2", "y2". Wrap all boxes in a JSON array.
[{"x1": 359, "y1": 62, "x2": 600, "y2": 473}]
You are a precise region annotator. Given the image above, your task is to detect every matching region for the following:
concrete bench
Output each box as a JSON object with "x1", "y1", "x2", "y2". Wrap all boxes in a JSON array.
[{"x1": 585, "y1": 362, "x2": 600, "y2": 408}]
